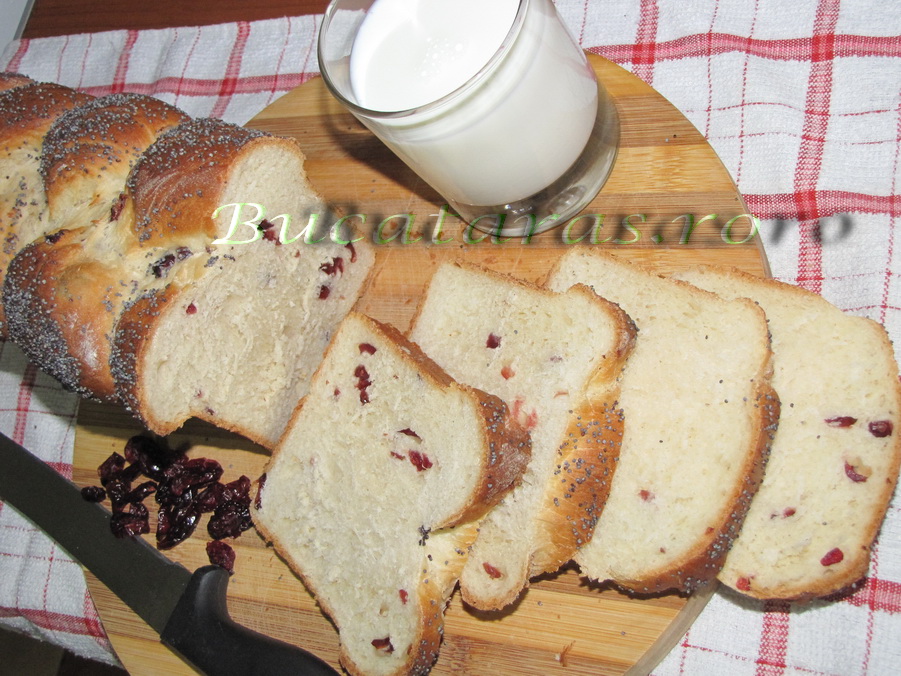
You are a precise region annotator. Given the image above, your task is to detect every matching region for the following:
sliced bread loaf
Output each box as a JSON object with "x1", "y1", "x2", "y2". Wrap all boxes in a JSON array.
[
  {"x1": 547, "y1": 250, "x2": 778, "y2": 594},
  {"x1": 253, "y1": 312, "x2": 531, "y2": 676},
  {"x1": 3, "y1": 93, "x2": 189, "y2": 400},
  {"x1": 408, "y1": 262, "x2": 636, "y2": 610},
  {"x1": 109, "y1": 118, "x2": 374, "y2": 448},
  {"x1": 674, "y1": 265, "x2": 901, "y2": 599},
  {"x1": 0, "y1": 81, "x2": 93, "y2": 333}
]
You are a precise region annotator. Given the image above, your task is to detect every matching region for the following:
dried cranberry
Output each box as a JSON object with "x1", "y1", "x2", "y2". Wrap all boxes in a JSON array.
[
  {"x1": 151, "y1": 247, "x2": 192, "y2": 278},
  {"x1": 390, "y1": 452, "x2": 405, "y2": 460},
  {"x1": 208, "y1": 500, "x2": 253, "y2": 540},
  {"x1": 359, "y1": 343, "x2": 377, "y2": 355},
  {"x1": 195, "y1": 482, "x2": 226, "y2": 513},
  {"x1": 206, "y1": 540, "x2": 236, "y2": 574},
  {"x1": 825, "y1": 416, "x2": 857, "y2": 428},
  {"x1": 105, "y1": 478, "x2": 132, "y2": 512},
  {"x1": 501, "y1": 365, "x2": 515, "y2": 380},
  {"x1": 81, "y1": 485, "x2": 106, "y2": 502},
  {"x1": 345, "y1": 243, "x2": 357, "y2": 262},
  {"x1": 221, "y1": 476, "x2": 251, "y2": 503},
  {"x1": 408, "y1": 451, "x2": 432, "y2": 472},
  {"x1": 186, "y1": 303, "x2": 198, "y2": 315},
  {"x1": 371, "y1": 638, "x2": 394, "y2": 653},
  {"x1": 318, "y1": 285, "x2": 330, "y2": 300},
  {"x1": 399, "y1": 589, "x2": 408, "y2": 604},
  {"x1": 162, "y1": 457, "x2": 223, "y2": 497},
  {"x1": 844, "y1": 462, "x2": 869, "y2": 483},
  {"x1": 483, "y1": 562, "x2": 503, "y2": 579},
  {"x1": 869, "y1": 420, "x2": 893, "y2": 438},
  {"x1": 44, "y1": 229, "x2": 66, "y2": 244},
  {"x1": 486, "y1": 333, "x2": 501, "y2": 349},
  {"x1": 639, "y1": 489, "x2": 654, "y2": 502},
  {"x1": 320, "y1": 257, "x2": 344, "y2": 276},
  {"x1": 255, "y1": 474, "x2": 266, "y2": 510},
  {"x1": 157, "y1": 502, "x2": 201, "y2": 550},
  {"x1": 98, "y1": 452, "x2": 127, "y2": 485},
  {"x1": 110, "y1": 505, "x2": 150, "y2": 539},
  {"x1": 259, "y1": 219, "x2": 280, "y2": 244},
  {"x1": 127, "y1": 481, "x2": 158, "y2": 503},
  {"x1": 736, "y1": 576, "x2": 752, "y2": 592},
  {"x1": 398, "y1": 428, "x2": 421, "y2": 440},
  {"x1": 820, "y1": 547, "x2": 844, "y2": 566},
  {"x1": 109, "y1": 193, "x2": 126, "y2": 221},
  {"x1": 355, "y1": 364, "x2": 372, "y2": 404},
  {"x1": 124, "y1": 436, "x2": 178, "y2": 481}
]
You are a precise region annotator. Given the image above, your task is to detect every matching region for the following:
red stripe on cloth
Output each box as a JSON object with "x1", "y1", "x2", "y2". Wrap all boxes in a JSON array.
[
  {"x1": 828, "y1": 576, "x2": 901, "y2": 614},
  {"x1": 79, "y1": 72, "x2": 311, "y2": 100},
  {"x1": 81, "y1": 589, "x2": 109, "y2": 648},
  {"x1": 733, "y1": 0, "x2": 761, "y2": 189},
  {"x1": 111, "y1": 30, "x2": 139, "y2": 94},
  {"x1": 746, "y1": 191, "x2": 901, "y2": 220},
  {"x1": 4, "y1": 39, "x2": 30, "y2": 73},
  {"x1": 793, "y1": 0, "x2": 840, "y2": 294},
  {"x1": 755, "y1": 600, "x2": 791, "y2": 676},
  {"x1": 632, "y1": 0, "x2": 659, "y2": 84},
  {"x1": 880, "y1": 97, "x2": 901, "y2": 324},
  {"x1": 12, "y1": 362, "x2": 37, "y2": 445},
  {"x1": 211, "y1": 22, "x2": 252, "y2": 120},
  {"x1": 0, "y1": 606, "x2": 107, "y2": 638},
  {"x1": 590, "y1": 32, "x2": 899, "y2": 65}
]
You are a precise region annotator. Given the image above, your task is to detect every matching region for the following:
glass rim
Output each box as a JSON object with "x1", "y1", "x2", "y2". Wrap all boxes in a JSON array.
[{"x1": 317, "y1": 0, "x2": 530, "y2": 120}]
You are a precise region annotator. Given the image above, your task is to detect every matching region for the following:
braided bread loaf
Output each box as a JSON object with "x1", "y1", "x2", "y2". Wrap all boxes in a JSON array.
[{"x1": 0, "y1": 76, "x2": 374, "y2": 449}]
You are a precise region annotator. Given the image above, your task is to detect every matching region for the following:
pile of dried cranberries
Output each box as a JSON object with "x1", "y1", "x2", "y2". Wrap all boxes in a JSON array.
[{"x1": 80, "y1": 435, "x2": 254, "y2": 573}]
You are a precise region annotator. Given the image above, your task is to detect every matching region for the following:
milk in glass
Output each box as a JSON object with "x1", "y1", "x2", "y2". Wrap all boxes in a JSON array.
[{"x1": 346, "y1": 0, "x2": 599, "y2": 208}]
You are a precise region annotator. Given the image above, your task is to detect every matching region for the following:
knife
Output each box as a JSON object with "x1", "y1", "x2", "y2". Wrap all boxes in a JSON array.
[{"x1": 0, "y1": 432, "x2": 337, "y2": 676}]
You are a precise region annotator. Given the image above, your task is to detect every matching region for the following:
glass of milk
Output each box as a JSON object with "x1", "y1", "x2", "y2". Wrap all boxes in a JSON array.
[{"x1": 318, "y1": 0, "x2": 619, "y2": 237}]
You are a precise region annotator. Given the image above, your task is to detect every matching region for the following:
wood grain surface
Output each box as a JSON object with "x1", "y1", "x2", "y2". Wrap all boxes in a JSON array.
[{"x1": 74, "y1": 54, "x2": 768, "y2": 675}]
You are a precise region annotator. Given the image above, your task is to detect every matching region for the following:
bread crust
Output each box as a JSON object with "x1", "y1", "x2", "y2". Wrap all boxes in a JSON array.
[
  {"x1": 0, "y1": 82, "x2": 93, "y2": 333},
  {"x1": 0, "y1": 72, "x2": 34, "y2": 93}
]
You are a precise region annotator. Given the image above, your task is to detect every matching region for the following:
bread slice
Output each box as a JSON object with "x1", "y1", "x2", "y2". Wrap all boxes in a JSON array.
[
  {"x1": 110, "y1": 118, "x2": 375, "y2": 448},
  {"x1": 547, "y1": 250, "x2": 778, "y2": 594},
  {"x1": 673, "y1": 265, "x2": 901, "y2": 599},
  {"x1": 3, "y1": 93, "x2": 189, "y2": 400},
  {"x1": 253, "y1": 312, "x2": 531, "y2": 676},
  {"x1": 408, "y1": 262, "x2": 636, "y2": 610},
  {"x1": 0, "y1": 81, "x2": 93, "y2": 333}
]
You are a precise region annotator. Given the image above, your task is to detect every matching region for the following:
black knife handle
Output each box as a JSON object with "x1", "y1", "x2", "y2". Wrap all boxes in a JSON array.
[{"x1": 161, "y1": 565, "x2": 339, "y2": 676}]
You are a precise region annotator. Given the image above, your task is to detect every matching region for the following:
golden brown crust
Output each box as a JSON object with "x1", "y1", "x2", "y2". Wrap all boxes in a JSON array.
[
  {"x1": 125, "y1": 118, "x2": 276, "y2": 246},
  {"x1": 2, "y1": 95, "x2": 188, "y2": 401},
  {"x1": 0, "y1": 72, "x2": 34, "y2": 93},
  {"x1": 529, "y1": 287, "x2": 637, "y2": 577},
  {"x1": 0, "y1": 82, "x2": 93, "y2": 334},
  {"x1": 3, "y1": 227, "x2": 123, "y2": 400},
  {"x1": 40, "y1": 93, "x2": 188, "y2": 220}
]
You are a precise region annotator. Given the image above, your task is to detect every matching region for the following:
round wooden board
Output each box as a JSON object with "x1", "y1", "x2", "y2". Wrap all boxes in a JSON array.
[{"x1": 74, "y1": 54, "x2": 768, "y2": 675}]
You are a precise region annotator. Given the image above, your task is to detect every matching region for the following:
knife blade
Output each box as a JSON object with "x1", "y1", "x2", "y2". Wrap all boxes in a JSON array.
[{"x1": 0, "y1": 431, "x2": 337, "y2": 676}]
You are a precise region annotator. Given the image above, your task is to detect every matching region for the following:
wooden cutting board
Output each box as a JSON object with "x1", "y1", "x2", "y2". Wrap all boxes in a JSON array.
[{"x1": 73, "y1": 54, "x2": 768, "y2": 675}]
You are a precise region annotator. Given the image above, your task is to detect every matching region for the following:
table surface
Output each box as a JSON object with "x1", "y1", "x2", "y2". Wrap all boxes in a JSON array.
[{"x1": 23, "y1": 0, "x2": 332, "y2": 39}]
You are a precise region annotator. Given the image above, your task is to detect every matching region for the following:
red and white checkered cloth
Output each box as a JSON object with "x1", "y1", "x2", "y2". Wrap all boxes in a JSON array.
[{"x1": 0, "y1": 0, "x2": 899, "y2": 672}]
